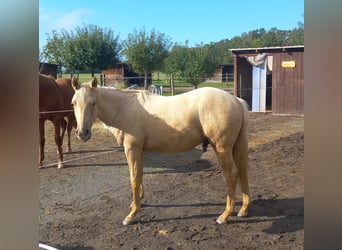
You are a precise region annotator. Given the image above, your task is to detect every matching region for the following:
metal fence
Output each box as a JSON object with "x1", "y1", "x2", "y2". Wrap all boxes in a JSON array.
[{"x1": 64, "y1": 73, "x2": 234, "y2": 87}]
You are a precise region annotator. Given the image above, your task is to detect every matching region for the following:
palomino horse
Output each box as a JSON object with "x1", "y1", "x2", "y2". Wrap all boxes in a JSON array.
[
  {"x1": 71, "y1": 76, "x2": 250, "y2": 225},
  {"x1": 39, "y1": 74, "x2": 75, "y2": 168}
]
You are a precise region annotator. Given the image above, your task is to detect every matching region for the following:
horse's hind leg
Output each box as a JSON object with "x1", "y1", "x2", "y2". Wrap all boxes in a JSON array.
[
  {"x1": 60, "y1": 118, "x2": 67, "y2": 143},
  {"x1": 235, "y1": 142, "x2": 250, "y2": 217},
  {"x1": 215, "y1": 148, "x2": 239, "y2": 224},
  {"x1": 66, "y1": 116, "x2": 73, "y2": 152},
  {"x1": 234, "y1": 121, "x2": 250, "y2": 217},
  {"x1": 53, "y1": 118, "x2": 64, "y2": 169},
  {"x1": 39, "y1": 118, "x2": 45, "y2": 167}
]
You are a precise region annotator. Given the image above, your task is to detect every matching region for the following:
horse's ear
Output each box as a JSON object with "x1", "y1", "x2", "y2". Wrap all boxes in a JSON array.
[
  {"x1": 91, "y1": 77, "x2": 98, "y2": 88},
  {"x1": 71, "y1": 75, "x2": 80, "y2": 90}
]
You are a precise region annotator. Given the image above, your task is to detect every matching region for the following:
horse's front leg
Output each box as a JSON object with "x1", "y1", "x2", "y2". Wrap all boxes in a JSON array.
[
  {"x1": 123, "y1": 147, "x2": 144, "y2": 226},
  {"x1": 130, "y1": 181, "x2": 144, "y2": 208}
]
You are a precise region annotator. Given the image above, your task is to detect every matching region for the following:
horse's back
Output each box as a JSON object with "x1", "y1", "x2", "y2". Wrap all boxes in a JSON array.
[
  {"x1": 136, "y1": 87, "x2": 244, "y2": 151},
  {"x1": 196, "y1": 87, "x2": 242, "y2": 112},
  {"x1": 140, "y1": 87, "x2": 243, "y2": 129},
  {"x1": 170, "y1": 87, "x2": 243, "y2": 119},
  {"x1": 55, "y1": 78, "x2": 74, "y2": 109},
  {"x1": 39, "y1": 74, "x2": 64, "y2": 112}
]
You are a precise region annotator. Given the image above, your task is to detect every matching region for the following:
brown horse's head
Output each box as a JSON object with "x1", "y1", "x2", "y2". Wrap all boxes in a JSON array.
[{"x1": 71, "y1": 76, "x2": 98, "y2": 142}]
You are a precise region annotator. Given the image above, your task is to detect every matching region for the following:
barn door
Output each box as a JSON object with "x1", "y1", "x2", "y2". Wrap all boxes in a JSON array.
[{"x1": 252, "y1": 61, "x2": 267, "y2": 112}]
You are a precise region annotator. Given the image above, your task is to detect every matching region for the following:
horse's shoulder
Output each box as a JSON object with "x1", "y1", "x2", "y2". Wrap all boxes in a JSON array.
[{"x1": 56, "y1": 78, "x2": 71, "y2": 84}]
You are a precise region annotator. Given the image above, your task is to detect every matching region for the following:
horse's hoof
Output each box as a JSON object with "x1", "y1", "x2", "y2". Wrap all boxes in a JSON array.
[
  {"x1": 237, "y1": 211, "x2": 248, "y2": 217},
  {"x1": 216, "y1": 218, "x2": 226, "y2": 224},
  {"x1": 57, "y1": 163, "x2": 64, "y2": 169},
  {"x1": 122, "y1": 218, "x2": 134, "y2": 226}
]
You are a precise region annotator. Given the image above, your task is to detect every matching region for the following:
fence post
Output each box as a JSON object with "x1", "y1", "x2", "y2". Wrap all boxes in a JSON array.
[
  {"x1": 100, "y1": 74, "x2": 104, "y2": 86},
  {"x1": 239, "y1": 74, "x2": 242, "y2": 98},
  {"x1": 144, "y1": 74, "x2": 148, "y2": 90},
  {"x1": 170, "y1": 74, "x2": 174, "y2": 96}
]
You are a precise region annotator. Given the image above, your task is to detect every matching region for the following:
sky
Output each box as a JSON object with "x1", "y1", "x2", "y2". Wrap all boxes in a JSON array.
[{"x1": 39, "y1": 0, "x2": 304, "y2": 49}]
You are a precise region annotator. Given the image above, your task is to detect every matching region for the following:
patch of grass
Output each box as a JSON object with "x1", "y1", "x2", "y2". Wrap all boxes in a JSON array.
[
  {"x1": 61, "y1": 73, "x2": 102, "y2": 83},
  {"x1": 60, "y1": 73, "x2": 233, "y2": 89}
]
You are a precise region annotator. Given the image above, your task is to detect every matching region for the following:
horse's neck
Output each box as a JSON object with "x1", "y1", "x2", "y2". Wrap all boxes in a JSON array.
[{"x1": 96, "y1": 88, "x2": 133, "y2": 127}]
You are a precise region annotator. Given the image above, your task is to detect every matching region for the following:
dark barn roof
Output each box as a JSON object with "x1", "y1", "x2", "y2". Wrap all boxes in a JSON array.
[
  {"x1": 39, "y1": 62, "x2": 59, "y2": 79},
  {"x1": 230, "y1": 45, "x2": 304, "y2": 54}
]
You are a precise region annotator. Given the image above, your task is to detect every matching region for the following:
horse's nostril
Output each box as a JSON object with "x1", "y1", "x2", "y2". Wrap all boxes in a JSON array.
[
  {"x1": 76, "y1": 129, "x2": 80, "y2": 137},
  {"x1": 75, "y1": 128, "x2": 90, "y2": 139}
]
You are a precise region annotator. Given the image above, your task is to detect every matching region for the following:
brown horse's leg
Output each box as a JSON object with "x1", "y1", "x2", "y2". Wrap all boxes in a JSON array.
[
  {"x1": 39, "y1": 117, "x2": 45, "y2": 167},
  {"x1": 60, "y1": 118, "x2": 67, "y2": 140},
  {"x1": 53, "y1": 118, "x2": 64, "y2": 169},
  {"x1": 215, "y1": 148, "x2": 239, "y2": 224},
  {"x1": 66, "y1": 116, "x2": 73, "y2": 152},
  {"x1": 123, "y1": 146, "x2": 144, "y2": 225},
  {"x1": 202, "y1": 138, "x2": 209, "y2": 152}
]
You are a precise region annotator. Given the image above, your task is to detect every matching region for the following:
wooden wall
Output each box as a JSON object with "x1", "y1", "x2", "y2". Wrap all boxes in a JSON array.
[
  {"x1": 102, "y1": 63, "x2": 152, "y2": 87},
  {"x1": 272, "y1": 51, "x2": 304, "y2": 115}
]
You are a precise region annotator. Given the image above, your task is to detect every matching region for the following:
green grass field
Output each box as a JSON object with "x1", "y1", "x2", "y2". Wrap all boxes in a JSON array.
[{"x1": 61, "y1": 73, "x2": 233, "y2": 95}]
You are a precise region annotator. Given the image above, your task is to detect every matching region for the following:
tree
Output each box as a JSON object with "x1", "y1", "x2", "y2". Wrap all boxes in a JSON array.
[
  {"x1": 42, "y1": 30, "x2": 65, "y2": 69},
  {"x1": 165, "y1": 45, "x2": 219, "y2": 88},
  {"x1": 42, "y1": 24, "x2": 121, "y2": 74},
  {"x1": 286, "y1": 21, "x2": 304, "y2": 45},
  {"x1": 122, "y1": 28, "x2": 172, "y2": 89},
  {"x1": 61, "y1": 28, "x2": 91, "y2": 72}
]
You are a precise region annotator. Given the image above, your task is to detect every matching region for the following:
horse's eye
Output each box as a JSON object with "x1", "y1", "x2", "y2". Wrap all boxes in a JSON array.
[{"x1": 93, "y1": 102, "x2": 96, "y2": 106}]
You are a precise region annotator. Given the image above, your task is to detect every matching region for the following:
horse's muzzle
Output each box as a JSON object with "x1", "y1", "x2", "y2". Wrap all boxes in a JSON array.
[{"x1": 75, "y1": 128, "x2": 91, "y2": 142}]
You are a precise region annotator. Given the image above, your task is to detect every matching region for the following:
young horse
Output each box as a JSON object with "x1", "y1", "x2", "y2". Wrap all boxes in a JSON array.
[
  {"x1": 71, "y1": 76, "x2": 250, "y2": 225},
  {"x1": 39, "y1": 74, "x2": 75, "y2": 168}
]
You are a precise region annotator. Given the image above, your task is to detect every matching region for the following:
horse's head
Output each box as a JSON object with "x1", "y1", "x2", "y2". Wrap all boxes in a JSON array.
[{"x1": 71, "y1": 76, "x2": 98, "y2": 142}]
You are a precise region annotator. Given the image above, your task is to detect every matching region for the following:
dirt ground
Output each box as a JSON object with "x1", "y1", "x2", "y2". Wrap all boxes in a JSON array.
[{"x1": 39, "y1": 112, "x2": 304, "y2": 250}]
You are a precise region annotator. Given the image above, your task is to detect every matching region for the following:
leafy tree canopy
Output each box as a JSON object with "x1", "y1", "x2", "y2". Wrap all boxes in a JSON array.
[
  {"x1": 122, "y1": 28, "x2": 172, "y2": 75},
  {"x1": 121, "y1": 28, "x2": 172, "y2": 88},
  {"x1": 165, "y1": 44, "x2": 220, "y2": 88},
  {"x1": 42, "y1": 24, "x2": 121, "y2": 74}
]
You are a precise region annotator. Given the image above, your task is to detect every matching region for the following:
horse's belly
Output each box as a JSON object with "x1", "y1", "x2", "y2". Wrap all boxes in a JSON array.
[{"x1": 144, "y1": 133, "x2": 203, "y2": 153}]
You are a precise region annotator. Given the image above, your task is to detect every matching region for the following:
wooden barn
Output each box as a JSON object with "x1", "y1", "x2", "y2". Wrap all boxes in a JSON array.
[
  {"x1": 102, "y1": 62, "x2": 152, "y2": 87},
  {"x1": 206, "y1": 64, "x2": 234, "y2": 83},
  {"x1": 221, "y1": 64, "x2": 234, "y2": 82},
  {"x1": 230, "y1": 45, "x2": 304, "y2": 115},
  {"x1": 39, "y1": 62, "x2": 59, "y2": 78}
]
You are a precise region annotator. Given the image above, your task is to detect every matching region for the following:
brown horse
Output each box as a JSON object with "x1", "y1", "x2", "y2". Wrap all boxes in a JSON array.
[
  {"x1": 39, "y1": 74, "x2": 75, "y2": 168},
  {"x1": 55, "y1": 78, "x2": 76, "y2": 152}
]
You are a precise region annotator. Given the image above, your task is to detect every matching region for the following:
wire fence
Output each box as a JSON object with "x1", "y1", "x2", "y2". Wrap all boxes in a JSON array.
[{"x1": 62, "y1": 73, "x2": 234, "y2": 88}]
